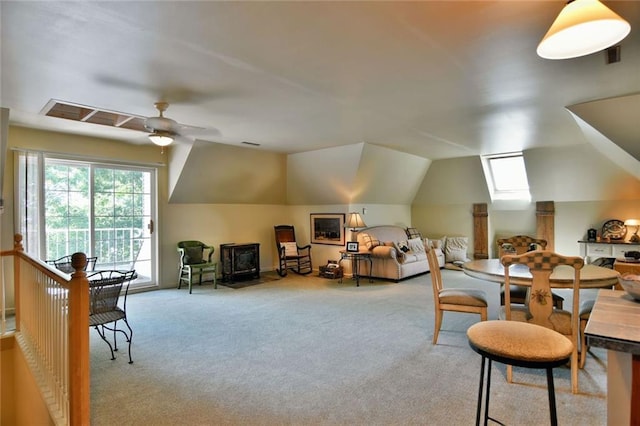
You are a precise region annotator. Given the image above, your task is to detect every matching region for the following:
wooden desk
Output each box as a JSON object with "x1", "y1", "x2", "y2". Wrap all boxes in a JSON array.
[
  {"x1": 585, "y1": 289, "x2": 640, "y2": 426},
  {"x1": 462, "y1": 258, "x2": 620, "y2": 289}
]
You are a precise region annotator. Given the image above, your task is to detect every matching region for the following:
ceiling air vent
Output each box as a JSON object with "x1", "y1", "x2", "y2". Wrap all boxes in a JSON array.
[
  {"x1": 606, "y1": 45, "x2": 621, "y2": 64},
  {"x1": 241, "y1": 141, "x2": 260, "y2": 147},
  {"x1": 41, "y1": 99, "x2": 147, "y2": 132}
]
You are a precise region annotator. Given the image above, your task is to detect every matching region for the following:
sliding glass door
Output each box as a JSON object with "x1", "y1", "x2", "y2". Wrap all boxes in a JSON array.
[{"x1": 17, "y1": 152, "x2": 157, "y2": 288}]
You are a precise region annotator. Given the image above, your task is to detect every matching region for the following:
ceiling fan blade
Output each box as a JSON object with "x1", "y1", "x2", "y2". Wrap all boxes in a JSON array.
[
  {"x1": 96, "y1": 74, "x2": 238, "y2": 104},
  {"x1": 179, "y1": 125, "x2": 221, "y2": 140}
]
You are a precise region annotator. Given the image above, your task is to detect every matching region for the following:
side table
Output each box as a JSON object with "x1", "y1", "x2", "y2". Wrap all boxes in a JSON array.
[{"x1": 338, "y1": 250, "x2": 373, "y2": 287}]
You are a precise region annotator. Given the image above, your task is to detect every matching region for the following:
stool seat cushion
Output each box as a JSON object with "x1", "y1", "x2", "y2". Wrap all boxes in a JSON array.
[
  {"x1": 467, "y1": 320, "x2": 573, "y2": 364},
  {"x1": 439, "y1": 288, "x2": 488, "y2": 307}
]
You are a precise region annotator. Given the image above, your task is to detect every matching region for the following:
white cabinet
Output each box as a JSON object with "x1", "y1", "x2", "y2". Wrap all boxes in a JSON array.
[{"x1": 579, "y1": 240, "x2": 640, "y2": 263}]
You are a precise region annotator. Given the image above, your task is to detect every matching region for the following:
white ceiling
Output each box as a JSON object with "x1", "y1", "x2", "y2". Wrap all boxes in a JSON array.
[{"x1": 2, "y1": 1, "x2": 639, "y2": 160}]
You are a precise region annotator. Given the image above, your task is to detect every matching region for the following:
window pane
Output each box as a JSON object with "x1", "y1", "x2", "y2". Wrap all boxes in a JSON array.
[
  {"x1": 489, "y1": 156, "x2": 529, "y2": 191},
  {"x1": 44, "y1": 161, "x2": 90, "y2": 259}
]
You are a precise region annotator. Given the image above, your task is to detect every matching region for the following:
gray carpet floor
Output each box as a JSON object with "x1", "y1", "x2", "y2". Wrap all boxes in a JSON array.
[{"x1": 90, "y1": 269, "x2": 607, "y2": 425}]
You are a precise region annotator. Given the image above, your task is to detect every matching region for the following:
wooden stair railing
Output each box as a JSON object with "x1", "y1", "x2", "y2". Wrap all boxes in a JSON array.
[{"x1": 5, "y1": 234, "x2": 90, "y2": 425}]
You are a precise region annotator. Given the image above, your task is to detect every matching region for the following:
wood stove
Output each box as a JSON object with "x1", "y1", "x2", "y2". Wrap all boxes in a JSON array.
[{"x1": 220, "y1": 243, "x2": 260, "y2": 282}]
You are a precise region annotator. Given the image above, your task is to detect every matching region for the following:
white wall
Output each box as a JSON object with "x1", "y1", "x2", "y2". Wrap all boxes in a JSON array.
[{"x1": 412, "y1": 144, "x2": 640, "y2": 259}]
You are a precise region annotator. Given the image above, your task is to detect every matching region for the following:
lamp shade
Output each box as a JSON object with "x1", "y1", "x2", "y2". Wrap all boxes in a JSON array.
[
  {"x1": 148, "y1": 132, "x2": 174, "y2": 146},
  {"x1": 537, "y1": 0, "x2": 630, "y2": 60},
  {"x1": 345, "y1": 212, "x2": 367, "y2": 230},
  {"x1": 624, "y1": 219, "x2": 640, "y2": 227}
]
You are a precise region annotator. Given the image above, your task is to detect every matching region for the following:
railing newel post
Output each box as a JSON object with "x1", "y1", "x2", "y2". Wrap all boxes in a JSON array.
[{"x1": 68, "y1": 252, "x2": 90, "y2": 425}]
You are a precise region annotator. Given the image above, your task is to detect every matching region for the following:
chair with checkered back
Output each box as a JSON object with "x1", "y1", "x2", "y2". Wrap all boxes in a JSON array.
[
  {"x1": 502, "y1": 250, "x2": 584, "y2": 394},
  {"x1": 467, "y1": 251, "x2": 583, "y2": 425},
  {"x1": 497, "y1": 235, "x2": 565, "y2": 310}
]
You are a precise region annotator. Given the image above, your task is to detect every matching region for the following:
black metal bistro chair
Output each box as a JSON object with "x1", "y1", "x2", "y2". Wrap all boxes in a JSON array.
[
  {"x1": 46, "y1": 254, "x2": 97, "y2": 274},
  {"x1": 88, "y1": 269, "x2": 136, "y2": 364}
]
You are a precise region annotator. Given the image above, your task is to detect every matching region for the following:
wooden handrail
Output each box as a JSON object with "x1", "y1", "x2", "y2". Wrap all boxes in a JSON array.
[{"x1": 7, "y1": 233, "x2": 90, "y2": 425}]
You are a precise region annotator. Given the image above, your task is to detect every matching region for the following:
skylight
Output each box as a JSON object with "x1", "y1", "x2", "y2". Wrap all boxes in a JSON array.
[{"x1": 482, "y1": 153, "x2": 531, "y2": 201}]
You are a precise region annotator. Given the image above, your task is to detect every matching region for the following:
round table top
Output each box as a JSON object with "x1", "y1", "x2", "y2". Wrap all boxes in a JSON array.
[{"x1": 462, "y1": 258, "x2": 620, "y2": 289}]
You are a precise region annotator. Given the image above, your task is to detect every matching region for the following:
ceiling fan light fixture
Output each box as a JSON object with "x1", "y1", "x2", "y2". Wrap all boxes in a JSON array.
[
  {"x1": 148, "y1": 131, "x2": 174, "y2": 146},
  {"x1": 537, "y1": 0, "x2": 630, "y2": 60}
]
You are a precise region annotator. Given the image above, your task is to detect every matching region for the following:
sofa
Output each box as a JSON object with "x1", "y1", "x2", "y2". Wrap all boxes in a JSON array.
[{"x1": 354, "y1": 225, "x2": 445, "y2": 282}]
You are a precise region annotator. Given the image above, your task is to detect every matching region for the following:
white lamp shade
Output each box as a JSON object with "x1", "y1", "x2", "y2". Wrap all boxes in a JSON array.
[
  {"x1": 346, "y1": 212, "x2": 367, "y2": 229},
  {"x1": 624, "y1": 219, "x2": 640, "y2": 227},
  {"x1": 148, "y1": 132, "x2": 174, "y2": 146},
  {"x1": 537, "y1": 0, "x2": 630, "y2": 60}
]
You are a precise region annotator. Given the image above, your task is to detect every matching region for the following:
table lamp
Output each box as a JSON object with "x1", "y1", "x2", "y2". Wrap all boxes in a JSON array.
[
  {"x1": 625, "y1": 219, "x2": 640, "y2": 243},
  {"x1": 345, "y1": 212, "x2": 367, "y2": 232}
]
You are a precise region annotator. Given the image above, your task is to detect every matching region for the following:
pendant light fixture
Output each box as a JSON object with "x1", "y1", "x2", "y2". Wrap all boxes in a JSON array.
[{"x1": 537, "y1": 0, "x2": 630, "y2": 60}]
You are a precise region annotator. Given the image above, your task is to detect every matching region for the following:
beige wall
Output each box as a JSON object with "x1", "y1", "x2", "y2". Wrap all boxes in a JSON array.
[
  {"x1": 3, "y1": 125, "x2": 639, "y2": 289},
  {"x1": 1, "y1": 336, "x2": 54, "y2": 425}
]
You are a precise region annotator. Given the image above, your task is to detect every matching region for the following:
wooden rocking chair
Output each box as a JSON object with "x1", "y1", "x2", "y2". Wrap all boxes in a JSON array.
[{"x1": 274, "y1": 225, "x2": 312, "y2": 277}]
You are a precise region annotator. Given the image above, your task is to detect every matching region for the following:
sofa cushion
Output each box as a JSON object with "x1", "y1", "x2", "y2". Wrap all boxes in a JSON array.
[
  {"x1": 445, "y1": 236, "x2": 469, "y2": 262},
  {"x1": 399, "y1": 251, "x2": 427, "y2": 264},
  {"x1": 360, "y1": 233, "x2": 381, "y2": 250},
  {"x1": 408, "y1": 237, "x2": 425, "y2": 254}
]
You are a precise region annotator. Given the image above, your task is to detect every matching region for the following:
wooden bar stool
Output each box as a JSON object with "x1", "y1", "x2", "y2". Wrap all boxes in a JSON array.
[{"x1": 467, "y1": 320, "x2": 573, "y2": 426}]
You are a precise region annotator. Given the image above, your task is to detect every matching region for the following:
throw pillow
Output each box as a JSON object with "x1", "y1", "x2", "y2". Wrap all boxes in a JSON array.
[
  {"x1": 406, "y1": 227, "x2": 422, "y2": 240},
  {"x1": 445, "y1": 236, "x2": 469, "y2": 263},
  {"x1": 425, "y1": 238, "x2": 444, "y2": 250},
  {"x1": 360, "y1": 233, "x2": 381, "y2": 250},
  {"x1": 394, "y1": 240, "x2": 410, "y2": 253},
  {"x1": 184, "y1": 246, "x2": 203, "y2": 264},
  {"x1": 407, "y1": 237, "x2": 425, "y2": 254},
  {"x1": 280, "y1": 242, "x2": 298, "y2": 257}
]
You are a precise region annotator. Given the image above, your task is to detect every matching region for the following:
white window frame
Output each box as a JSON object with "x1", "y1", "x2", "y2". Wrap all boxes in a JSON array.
[
  {"x1": 481, "y1": 152, "x2": 531, "y2": 202},
  {"x1": 15, "y1": 150, "x2": 159, "y2": 289}
]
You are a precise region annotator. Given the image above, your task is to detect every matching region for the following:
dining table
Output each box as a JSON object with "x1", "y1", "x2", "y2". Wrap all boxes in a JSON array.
[
  {"x1": 585, "y1": 289, "x2": 640, "y2": 426},
  {"x1": 462, "y1": 258, "x2": 624, "y2": 421},
  {"x1": 462, "y1": 258, "x2": 620, "y2": 289}
]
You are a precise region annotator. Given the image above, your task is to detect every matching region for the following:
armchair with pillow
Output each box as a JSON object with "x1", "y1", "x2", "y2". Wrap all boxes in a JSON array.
[{"x1": 355, "y1": 225, "x2": 444, "y2": 282}]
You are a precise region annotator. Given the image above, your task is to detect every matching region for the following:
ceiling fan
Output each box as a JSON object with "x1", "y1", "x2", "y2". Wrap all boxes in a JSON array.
[
  {"x1": 144, "y1": 101, "x2": 219, "y2": 148},
  {"x1": 144, "y1": 101, "x2": 187, "y2": 147}
]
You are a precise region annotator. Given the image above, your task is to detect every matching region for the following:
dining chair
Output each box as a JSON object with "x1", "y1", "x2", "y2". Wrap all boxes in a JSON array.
[
  {"x1": 501, "y1": 250, "x2": 584, "y2": 394},
  {"x1": 177, "y1": 241, "x2": 218, "y2": 294},
  {"x1": 88, "y1": 269, "x2": 136, "y2": 364},
  {"x1": 497, "y1": 235, "x2": 564, "y2": 310},
  {"x1": 578, "y1": 298, "x2": 595, "y2": 368},
  {"x1": 426, "y1": 247, "x2": 488, "y2": 344},
  {"x1": 274, "y1": 225, "x2": 312, "y2": 277}
]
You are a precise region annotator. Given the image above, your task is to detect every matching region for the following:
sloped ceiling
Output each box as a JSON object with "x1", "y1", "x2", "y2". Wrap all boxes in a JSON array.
[
  {"x1": 2, "y1": 1, "x2": 639, "y2": 163},
  {"x1": 168, "y1": 141, "x2": 287, "y2": 204},
  {"x1": 568, "y1": 93, "x2": 640, "y2": 161}
]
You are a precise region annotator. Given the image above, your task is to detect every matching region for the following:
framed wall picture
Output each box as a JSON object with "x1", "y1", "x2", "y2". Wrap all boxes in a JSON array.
[
  {"x1": 346, "y1": 241, "x2": 359, "y2": 252},
  {"x1": 310, "y1": 213, "x2": 345, "y2": 246}
]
